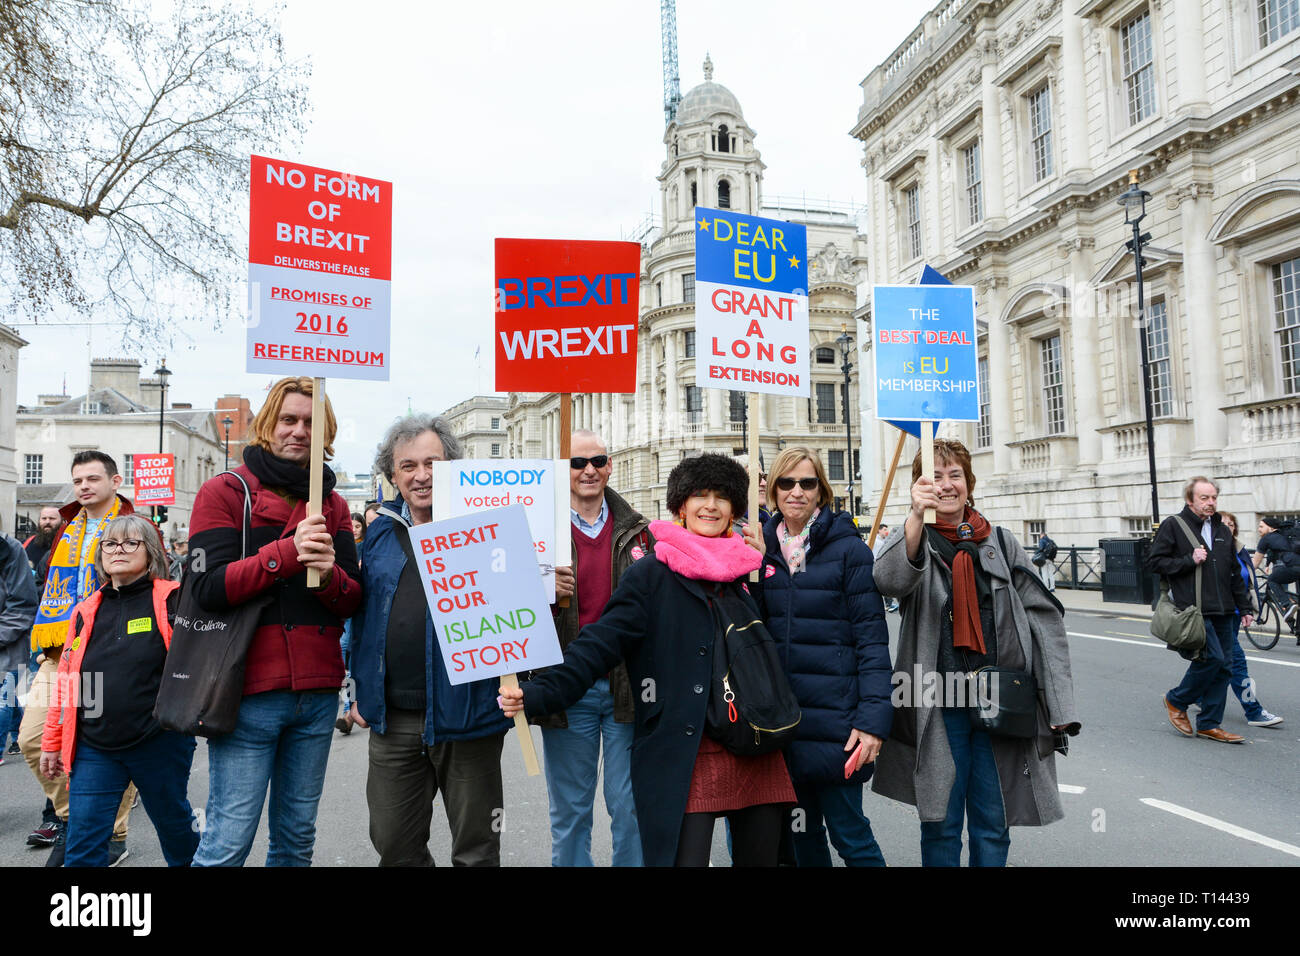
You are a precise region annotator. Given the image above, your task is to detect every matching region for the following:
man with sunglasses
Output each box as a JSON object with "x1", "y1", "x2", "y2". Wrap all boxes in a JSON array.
[{"x1": 531, "y1": 430, "x2": 652, "y2": 866}]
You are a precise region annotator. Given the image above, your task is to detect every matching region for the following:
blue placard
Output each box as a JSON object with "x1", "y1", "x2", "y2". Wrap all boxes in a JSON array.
[
  {"x1": 695, "y1": 207, "x2": 807, "y2": 293},
  {"x1": 873, "y1": 283, "x2": 979, "y2": 422}
]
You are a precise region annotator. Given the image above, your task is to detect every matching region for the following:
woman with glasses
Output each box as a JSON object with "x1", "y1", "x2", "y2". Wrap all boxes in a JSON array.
[
  {"x1": 39, "y1": 514, "x2": 200, "y2": 866},
  {"x1": 754, "y1": 446, "x2": 893, "y2": 866}
]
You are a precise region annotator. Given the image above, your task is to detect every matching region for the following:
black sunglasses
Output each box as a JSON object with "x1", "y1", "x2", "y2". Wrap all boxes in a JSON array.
[
  {"x1": 774, "y1": 476, "x2": 819, "y2": 492},
  {"x1": 570, "y1": 455, "x2": 609, "y2": 470}
]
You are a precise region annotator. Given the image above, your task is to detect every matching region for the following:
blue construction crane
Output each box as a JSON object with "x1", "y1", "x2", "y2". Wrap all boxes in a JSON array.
[{"x1": 661, "y1": 0, "x2": 681, "y2": 124}]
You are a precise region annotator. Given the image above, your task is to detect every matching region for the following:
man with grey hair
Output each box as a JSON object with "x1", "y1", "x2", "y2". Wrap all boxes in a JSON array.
[
  {"x1": 530, "y1": 429, "x2": 650, "y2": 866},
  {"x1": 350, "y1": 414, "x2": 512, "y2": 866},
  {"x1": 1148, "y1": 476, "x2": 1254, "y2": 744}
]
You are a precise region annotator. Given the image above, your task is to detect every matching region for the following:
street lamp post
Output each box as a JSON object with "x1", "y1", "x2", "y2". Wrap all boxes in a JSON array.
[
  {"x1": 1116, "y1": 170, "x2": 1160, "y2": 531},
  {"x1": 153, "y1": 360, "x2": 172, "y2": 523},
  {"x1": 223, "y1": 415, "x2": 233, "y2": 470},
  {"x1": 836, "y1": 326, "x2": 855, "y2": 516}
]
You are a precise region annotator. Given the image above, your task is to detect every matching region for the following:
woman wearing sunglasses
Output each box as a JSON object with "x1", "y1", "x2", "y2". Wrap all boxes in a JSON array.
[
  {"x1": 499, "y1": 453, "x2": 796, "y2": 866},
  {"x1": 754, "y1": 446, "x2": 893, "y2": 866},
  {"x1": 40, "y1": 514, "x2": 200, "y2": 866}
]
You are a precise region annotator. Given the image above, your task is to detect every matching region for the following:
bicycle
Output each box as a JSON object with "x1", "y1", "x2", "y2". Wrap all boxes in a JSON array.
[{"x1": 1244, "y1": 574, "x2": 1290, "y2": 651}]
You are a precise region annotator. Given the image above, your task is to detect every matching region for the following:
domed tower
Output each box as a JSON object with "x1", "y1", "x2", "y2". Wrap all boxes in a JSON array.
[{"x1": 659, "y1": 55, "x2": 765, "y2": 230}]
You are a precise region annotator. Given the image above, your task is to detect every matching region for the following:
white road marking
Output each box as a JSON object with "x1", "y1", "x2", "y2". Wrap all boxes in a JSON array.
[
  {"x1": 1140, "y1": 798, "x2": 1300, "y2": 859},
  {"x1": 1058, "y1": 784, "x2": 1086, "y2": 794},
  {"x1": 1067, "y1": 631, "x2": 1300, "y2": 667}
]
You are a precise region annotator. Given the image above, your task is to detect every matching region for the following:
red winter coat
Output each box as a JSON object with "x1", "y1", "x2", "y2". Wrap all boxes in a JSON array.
[{"x1": 187, "y1": 465, "x2": 361, "y2": 696}]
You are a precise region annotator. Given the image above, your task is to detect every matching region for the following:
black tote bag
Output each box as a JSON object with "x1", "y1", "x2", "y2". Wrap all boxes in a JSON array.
[{"x1": 154, "y1": 471, "x2": 274, "y2": 738}]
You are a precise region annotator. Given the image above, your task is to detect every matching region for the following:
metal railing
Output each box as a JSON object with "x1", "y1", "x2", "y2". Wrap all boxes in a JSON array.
[{"x1": 1053, "y1": 547, "x2": 1104, "y2": 590}]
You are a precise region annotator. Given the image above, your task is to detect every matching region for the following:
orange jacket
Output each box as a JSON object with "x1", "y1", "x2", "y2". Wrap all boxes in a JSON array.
[{"x1": 41, "y1": 577, "x2": 179, "y2": 774}]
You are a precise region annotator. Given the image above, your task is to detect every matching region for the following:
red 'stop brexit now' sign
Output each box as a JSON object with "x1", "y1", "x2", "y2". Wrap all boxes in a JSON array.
[{"x1": 494, "y1": 238, "x2": 640, "y2": 393}]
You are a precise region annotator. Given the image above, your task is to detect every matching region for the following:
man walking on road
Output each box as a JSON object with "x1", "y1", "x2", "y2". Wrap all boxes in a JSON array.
[
  {"x1": 534, "y1": 429, "x2": 650, "y2": 867},
  {"x1": 1148, "y1": 476, "x2": 1254, "y2": 744}
]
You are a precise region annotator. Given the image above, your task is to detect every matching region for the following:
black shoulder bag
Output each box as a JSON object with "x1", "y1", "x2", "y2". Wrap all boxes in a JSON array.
[
  {"x1": 154, "y1": 472, "x2": 277, "y2": 738},
  {"x1": 966, "y1": 528, "x2": 1039, "y2": 740},
  {"x1": 704, "y1": 584, "x2": 801, "y2": 756}
]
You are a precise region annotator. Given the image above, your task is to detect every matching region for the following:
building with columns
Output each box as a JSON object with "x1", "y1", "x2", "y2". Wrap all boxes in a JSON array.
[
  {"x1": 852, "y1": 0, "x2": 1300, "y2": 543},
  {"x1": 504, "y1": 59, "x2": 869, "y2": 521},
  {"x1": 442, "y1": 395, "x2": 509, "y2": 460}
]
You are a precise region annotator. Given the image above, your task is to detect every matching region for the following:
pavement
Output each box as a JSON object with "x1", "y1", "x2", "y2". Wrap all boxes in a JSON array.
[{"x1": 1053, "y1": 587, "x2": 1153, "y2": 619}]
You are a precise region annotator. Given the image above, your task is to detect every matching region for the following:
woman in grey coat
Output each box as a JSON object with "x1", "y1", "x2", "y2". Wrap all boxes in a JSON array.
[{"x1": 872, "y1": 440, "x2": 1080, "y2": 866}]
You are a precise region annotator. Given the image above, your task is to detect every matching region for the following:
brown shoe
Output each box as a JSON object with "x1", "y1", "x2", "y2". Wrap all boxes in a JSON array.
[
  {"x1": 1196, "y1": 727, "x2": 1245, "y2": 744},
  {"x1": 1164, "y1": 697, "x2": 1194, "y2": 737}
]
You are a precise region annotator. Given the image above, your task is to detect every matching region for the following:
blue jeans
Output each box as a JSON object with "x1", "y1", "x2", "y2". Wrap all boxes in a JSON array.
[
  {"x1": 919, "y1": 708, "x2": 1009, "y2": 867},
  {"x1": 193, "y1": 690, "x2": 336, "y2": 867},
  {"x1": 0, "y1": 669, "x2": 22, "y2": 747},
  {"x1": 339, "y1": 623, "x2": 353, "y2": 716},
  {"x1": 1225, "y1": 616, "x2": 1265, "y2": 722},
  {"x1": 65, "y1": 732, "x2": 199, "y2": 867},
  {"x1": 540, "y1": 677, "x2": 641, "y2": 866},
  {"x1": 791, "y1": 780, "x2": 886, "y2": 867},
  {"x1": 1169, "y1": 614, "x2": 1234, "y2": 731}
]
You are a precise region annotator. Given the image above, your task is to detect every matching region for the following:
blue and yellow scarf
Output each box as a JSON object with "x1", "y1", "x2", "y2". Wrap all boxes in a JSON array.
[{"x1": 31, "y1": 499, "x2": 122, "y2": 650}]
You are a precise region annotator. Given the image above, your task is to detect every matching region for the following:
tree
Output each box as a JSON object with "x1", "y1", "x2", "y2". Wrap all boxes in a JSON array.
[{"x1": 0, "y1": 0, "x2": 310, "y2": 343}]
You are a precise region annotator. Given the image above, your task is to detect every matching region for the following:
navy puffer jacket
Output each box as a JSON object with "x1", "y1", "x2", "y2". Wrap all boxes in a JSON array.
[{"x1": 757, "y1": 508, "x2": 893, "y2": 787}]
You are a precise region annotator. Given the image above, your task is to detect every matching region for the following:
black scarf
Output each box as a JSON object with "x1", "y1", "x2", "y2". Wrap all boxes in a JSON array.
[{"x1": 243, "y1": 445, "x2": 336, "y2": 500}]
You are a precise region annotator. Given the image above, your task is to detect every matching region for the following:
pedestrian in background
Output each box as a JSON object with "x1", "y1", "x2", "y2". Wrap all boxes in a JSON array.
[
  {"x1": 0, "y1": 531, "x2": 38, "y2": 764},
  {"x1": 1215, "y1": 512, "x2": 1282, "y2": 728},
  {"x1": 873, "y1": 439, "x2": 1079, "y2": 866},
  {"x1": 755, "y1": 446, "x2": 892, "y2": 867},
  {"x1": 1149, "y1": 477, "x2": 1253, "y2": 744}
]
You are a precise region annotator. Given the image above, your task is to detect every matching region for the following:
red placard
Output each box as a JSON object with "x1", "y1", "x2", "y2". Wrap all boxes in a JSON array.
[
  {"x1": 249, "y1": 154, "x2": 391, "y2": 280},
  {"x1": 494, "y1": 238, "x2": 640, "y2": 393},
  {"x1": 133, "y1": 453, "x2": 175, "y2": 506}
]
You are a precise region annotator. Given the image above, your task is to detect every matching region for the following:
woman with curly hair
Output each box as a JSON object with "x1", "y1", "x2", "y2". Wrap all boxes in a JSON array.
[{"x1": 499, "y1": 453, "x2": 795, "y2": 866}]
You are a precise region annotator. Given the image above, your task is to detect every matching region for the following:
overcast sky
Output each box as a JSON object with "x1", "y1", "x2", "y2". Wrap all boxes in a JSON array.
[{"x1": 15, "y1": 0, "x2": 937, "y2": 476}]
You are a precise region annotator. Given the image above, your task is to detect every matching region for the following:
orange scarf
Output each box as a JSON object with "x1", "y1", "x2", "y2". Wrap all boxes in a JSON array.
[{"x1": 931, "y1": 508, "x2": 992, "y2": 654}]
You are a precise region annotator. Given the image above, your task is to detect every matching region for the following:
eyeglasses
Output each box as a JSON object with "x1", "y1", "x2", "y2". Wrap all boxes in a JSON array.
[
  {"x1": 774, "y1": 477, "x2": 819, "y2": 492},
  {"x1": 569, "y1": 455, "x2": 609, "y2": 470},
  {"x1": 101, "y1": 539, "x2": 145, "y2": 554}
]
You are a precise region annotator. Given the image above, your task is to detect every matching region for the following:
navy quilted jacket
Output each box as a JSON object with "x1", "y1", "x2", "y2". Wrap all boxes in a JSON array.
[{"x1": 757, "y1": 508, "x2": 894, "y2": 787}]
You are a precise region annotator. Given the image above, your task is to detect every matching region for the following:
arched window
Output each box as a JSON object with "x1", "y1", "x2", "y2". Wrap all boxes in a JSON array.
[
  {"x1": 815, "y1": 347, "x2": 836, "y2": 365},
  {"x1": 718, "y1": 124, "x2": 730, "y2": 153},
  {"x1": 717, "y1": 180, "x2": 731, "y2": 209}
]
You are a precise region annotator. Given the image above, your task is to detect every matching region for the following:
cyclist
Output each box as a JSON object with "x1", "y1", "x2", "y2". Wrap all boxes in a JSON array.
[{"x1": 1253, "y1": 516, "x2": 1299, "y2": 636}]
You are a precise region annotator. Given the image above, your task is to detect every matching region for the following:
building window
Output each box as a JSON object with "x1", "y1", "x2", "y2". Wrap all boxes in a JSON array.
[
  {"x1": 490, "y1": 417, "x2": 500, "y2": 430},
  {"x1": 491, "y1": 442, "x2": 502, "y2": 457},
  {"x1": 1121, "y1": 10, "x2": 1156, "y2": 125},
  {"x1": 1125, "y1": 516, "x2": 1153, "y2": 536},
  {"x1": 684, "y1": 329, "x2": 696, "y2": 358},
  {"x1": 976, "y1": 356, "x2": 991, "y2": 448},
  {"x1": 1028, "y1": 84, "x2": 1054, "y2": 182},
  {"x1": 123, "y1": 454, "x2": 134, "y2": 484},
  {"x1": 80, "y1": 400, "x2": 102, "y2": 415},
  {"x1": 690, "y1": 182, "x2": 697, "y2": 207},
  {"x1": 1026, "y1": 520, "x2": 1046, "y2": 541},
  {"x1": 717, "y1": 180, "x2": 731, "y2": 208},
  {"x1": 656, "y1": 281, "x2": 662, "y2": 308},
  {"x1": 816, "y1": 382, "x2": 837, "y2": 424},
  {"x1": 904, "y1": 184, "x2": 922, "y2": 259},
  {"x1": 685, "y1": 385, "x2": 703, "y2": 423},
  {"x1": 815, "y1": 346, "x2": 836, "y2": 364},
  {"x1": 683, "y1": 272, "x2": 695, "y2": 304},
  {"x1": 1274, "y1": 256, "x2": 1300, "y2": 393},
  {"x1": 717, "y1": 124, "x2": 730, "y2": 153},
  {"x1": 23, "y1": 454, "x2": 42, "y2": 485},
  {"x1": 828, "y1": 449, "x2": 845, "y2": 481},
  {"x1": 728, "y1": 390, "x2": 746, "y2": 422},
  {"x1": 962, "y1": 139, "x2": 983, "y2": 224},
  {"x1": 1259, "y1": 0, "x2": 1299, "y2": 45},
  {"x1": 1144, "y1": 300, "x2": 1174, "y2": 416},
  {"x1": 1040, "y1": 334, "x2": 1066, "y2": 435}
]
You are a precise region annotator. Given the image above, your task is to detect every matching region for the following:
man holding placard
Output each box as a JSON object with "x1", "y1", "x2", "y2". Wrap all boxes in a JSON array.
[
  {"x1": 350, "y1": 414, "x2": 512, "y2": 867},
  {"x1": 532, "y1": 429, "x2": 650, "y2": 867}
]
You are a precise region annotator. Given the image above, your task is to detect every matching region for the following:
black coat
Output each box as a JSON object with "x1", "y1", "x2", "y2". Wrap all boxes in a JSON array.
[
  {"x1": 521, "y1": 554, "x2": 761, "y2": 867},
  {"x1": 756, "y1": 509, "x2": 893, "y2": 787},
  {"x1": 1146, "y1": 506, "x2": 1250, "y2": 616}
]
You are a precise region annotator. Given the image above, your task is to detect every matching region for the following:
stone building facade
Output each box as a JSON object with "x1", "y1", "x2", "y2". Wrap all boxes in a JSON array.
[
  {"x1": 442, "y1": 395, "x2": 509, "y2": 460},
  {"x1": 0, "y1": 323, "x2": 28, "y2": 534},
  {"x1": 505, "y1": 60, "x2": 870, "y2": 522},
  {"x1": 852, "y1": 0, "x2": 1300, "y2": 543}
]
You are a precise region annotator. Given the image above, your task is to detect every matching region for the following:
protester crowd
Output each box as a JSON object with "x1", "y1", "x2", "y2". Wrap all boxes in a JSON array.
[{"x1": 2, "y1": 374, "x2": 1296, "y2": 867}]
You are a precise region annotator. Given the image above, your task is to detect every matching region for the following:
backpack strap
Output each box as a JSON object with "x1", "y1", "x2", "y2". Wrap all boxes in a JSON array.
[{"x1": 1167, "y1": 515, "x2": 1203, "y2": 613}]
